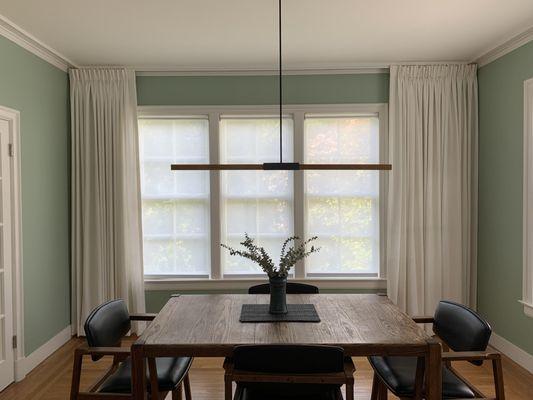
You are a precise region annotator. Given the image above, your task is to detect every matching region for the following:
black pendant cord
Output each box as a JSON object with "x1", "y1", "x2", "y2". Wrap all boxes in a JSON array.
[{"x1": 279, "y1": 0, "x2": 283, "y2": 163}]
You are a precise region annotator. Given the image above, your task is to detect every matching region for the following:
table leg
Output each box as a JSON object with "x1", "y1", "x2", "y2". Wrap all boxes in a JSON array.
[
  {"x1": 425, "y1": 339, "x2": 442, "y2": 400},
  {"x1": 132, "y1": 343, "x2": 146, "y2": 400}
]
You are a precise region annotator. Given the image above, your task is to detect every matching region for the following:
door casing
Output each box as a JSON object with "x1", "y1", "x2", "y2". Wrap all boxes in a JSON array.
[{"x1": 0, "y1": 105, "x2": 24, "y2": 383}]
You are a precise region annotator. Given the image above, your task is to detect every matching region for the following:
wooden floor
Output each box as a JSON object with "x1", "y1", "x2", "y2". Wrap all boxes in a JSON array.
[{"x1": 1, "y1": 337, "x2": 532, "y2": 400}]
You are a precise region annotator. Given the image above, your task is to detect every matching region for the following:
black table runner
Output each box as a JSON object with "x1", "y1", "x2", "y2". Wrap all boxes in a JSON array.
[{"x1": 239, "y1": 303, "x2": 320, "y2": 322}]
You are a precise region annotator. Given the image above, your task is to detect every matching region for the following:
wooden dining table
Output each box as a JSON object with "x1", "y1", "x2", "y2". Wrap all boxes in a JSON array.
[{"x1": 131, "y1": 293, "x2": 442, "y2": 400}]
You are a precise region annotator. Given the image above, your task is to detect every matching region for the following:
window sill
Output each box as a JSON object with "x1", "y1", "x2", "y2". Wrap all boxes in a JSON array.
[
  {"x1": 144, "y1": 277, "x2": 387, "y2": 291},
  {"x1": 519, "y1": 300, "x2": 533, "y2": 318}
]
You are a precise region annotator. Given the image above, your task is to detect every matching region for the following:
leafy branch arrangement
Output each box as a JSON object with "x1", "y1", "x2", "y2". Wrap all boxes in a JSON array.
[{"x1": 221, "y1": 234, "x2": 320, "y2": 278}]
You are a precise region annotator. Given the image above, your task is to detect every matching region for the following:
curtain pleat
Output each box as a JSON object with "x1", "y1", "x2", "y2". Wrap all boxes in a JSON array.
[
  {"x1": 386, "y1": 64, "x2": 478, "y2": 316},
  {"x1": 70, "y1": 68, "x2": 145, "y2": 335}
]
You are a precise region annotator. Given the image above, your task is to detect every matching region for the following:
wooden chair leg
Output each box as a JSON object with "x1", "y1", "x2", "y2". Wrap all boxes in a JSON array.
[
  {"x1": 377, "y1": 378, "x2": 388, "y2": 400},
  {"x1": 345, "y1": 381, "x2": 354, "y2": 400},
  {"x1": 371, "y1": 372, "x2": 379, "y2": 400},
  {"x1": 69, "y1": 350, "x2": 83, "y2": 400},
  {"x1": 413, "y1": 356, "x2": 425, "y2": 400},
  {"x1": 183, "y1": 374, "x2": 192, "y2": 400},
  {"x1": 492, "y1": 355, "x2": 506, "y2": 400},
  {"x1": 224, "y1": 377, "x2": 233, "y2": 400},
  {"x1": 371, "y1": 372, "x2": 388, "y2": 400},
  {"x1": 148, "y1": 357, "x2": 160, "y2": 400},
  {"x1": 173, "y1": 383, "x2": 183, "y2": 400}
]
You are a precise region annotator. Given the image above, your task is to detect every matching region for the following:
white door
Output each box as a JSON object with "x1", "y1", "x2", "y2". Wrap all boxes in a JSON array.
[{"x1": 0, "y1": 118, "x2": 14, "y2": 391}]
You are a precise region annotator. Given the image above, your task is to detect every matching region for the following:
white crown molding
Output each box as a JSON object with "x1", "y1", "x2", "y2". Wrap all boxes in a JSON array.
[
  {"x1": 0, "y1": 14, "x2": 76, "y2": 72},
  {"x1": 475, "y1": 25, "x2": 533, "y2": 67}
]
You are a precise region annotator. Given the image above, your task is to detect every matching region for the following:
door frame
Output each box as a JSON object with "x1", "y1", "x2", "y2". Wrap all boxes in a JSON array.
[{"x1": 0, "y1": 105, "x2": 24, "y2": 380}]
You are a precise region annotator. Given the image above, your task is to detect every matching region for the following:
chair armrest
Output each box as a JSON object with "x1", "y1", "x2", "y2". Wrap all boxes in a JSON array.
[
  {"x1": 76, "y1": 346, "x2": 131, "y2": 357},
  {"x1": 412, "y1": 316, "x2": 435, "y2": 323},
  {"x1": 442, "y1": 351, "x2": 501, "y2": 361},
  {"x1": 130, "y1": 313, "x2": 157, "y2": 321}
]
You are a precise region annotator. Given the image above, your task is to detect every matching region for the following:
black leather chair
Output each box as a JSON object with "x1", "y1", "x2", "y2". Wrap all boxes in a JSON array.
[
  {"x1": 70, "y1": 299, "x2": 193, "y2": 400},
  {"x1": 248, "y1": 282, "x2": 319, "y2": 294},
  {"x1": 224, "y1": 345, "x2": 355, "y2": 400},
  {"x1": 368, "y1": 300, "x2": 505, "y2": 400}
]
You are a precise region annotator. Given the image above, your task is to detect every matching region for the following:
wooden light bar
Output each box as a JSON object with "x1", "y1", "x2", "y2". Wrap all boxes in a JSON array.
[{"x1": 171, "y1": 163, "x2": 392, "y2": 171}]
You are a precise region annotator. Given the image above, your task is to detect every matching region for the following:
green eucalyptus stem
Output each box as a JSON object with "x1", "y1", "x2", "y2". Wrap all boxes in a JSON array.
[{"x1": 221, "y1": 233, "x2": 320, "y2": 278}]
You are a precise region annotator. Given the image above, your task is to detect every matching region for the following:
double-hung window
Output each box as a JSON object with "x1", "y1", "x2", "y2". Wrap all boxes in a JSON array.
[
  {"x1": 138, "y1": 105, "x2": 387, "y2": 283},
  {"x1": 304, "y1": 115, "x2": 380, "y2": 277},
  {"x1": 139, "y1": 118, "x2": 211, "y2": 278},
  {"x1": 220, "y1": 116, "x2": 294, "y2": 276}
]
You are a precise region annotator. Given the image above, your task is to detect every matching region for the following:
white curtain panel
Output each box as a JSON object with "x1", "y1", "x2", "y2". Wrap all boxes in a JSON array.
[
  {"x1": 70, "y1": 68, "x2": 145, "y2": 335},
  {"x1": 386, "y1": 64, "x2": 478, "y2": 316}
]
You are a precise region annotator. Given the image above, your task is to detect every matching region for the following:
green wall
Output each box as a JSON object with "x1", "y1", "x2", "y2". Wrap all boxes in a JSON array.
[
  {"x1": 137, "y1": 72, "x2": 389, "y2": 311},
  {"x1": 478, "y1": 41, "x2": 533, "y2": 355},
  {"x1": 0, "y1": 36, "x2": 70, "y2": 354},
  {"x1": 137, "y1": 73, "x2": 389, "y2": 106}
]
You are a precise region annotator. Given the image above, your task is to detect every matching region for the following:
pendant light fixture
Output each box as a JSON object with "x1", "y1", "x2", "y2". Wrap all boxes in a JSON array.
[{"x1": 171, "y1": 0, "x2": 391, "y2": 172}]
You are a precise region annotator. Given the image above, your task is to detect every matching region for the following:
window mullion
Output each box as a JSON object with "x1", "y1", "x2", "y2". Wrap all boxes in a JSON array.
[
  {"x1": 294, "y1": 111, "x2": 305, "y2": 279},
  {"x1": 209, "y1": 112, "x2": 222, "y2": 279},
  {"x1": 379, "y1": 105, "x2": 389, "y2": 279}
]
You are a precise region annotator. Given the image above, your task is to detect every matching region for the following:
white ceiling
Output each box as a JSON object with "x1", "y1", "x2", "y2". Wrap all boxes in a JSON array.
[{"x1": 1, "y1": 0, "x2": 533, "y2": 70}]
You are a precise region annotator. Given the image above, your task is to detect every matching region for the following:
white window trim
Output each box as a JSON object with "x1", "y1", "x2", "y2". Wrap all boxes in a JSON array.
[
  {"x1": 138, "y1": 103, "x2": 388, "y2": 290},
  {"x1": 522, "y1": 79, "x2": 533, "y2": 318},
  {"x1": 144, "y1": 277, "x2": 387, "y2": 291}
]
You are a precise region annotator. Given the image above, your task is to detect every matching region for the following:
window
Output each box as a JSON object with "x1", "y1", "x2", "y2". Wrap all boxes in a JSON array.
[
  {"x1": 138, "y1": 105, "x2": 387, "y2": 283},
  {"x1": 220, "y1": 117, "x2": 294, "y2": 276},
  {"x1": 304, "y1": 115, "x2": 380, "y2": 276},
  {"x1": 139, "y1": 118, "x2": 210, "y2": 277}
]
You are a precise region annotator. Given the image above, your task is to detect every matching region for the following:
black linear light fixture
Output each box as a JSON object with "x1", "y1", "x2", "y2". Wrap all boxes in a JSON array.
[{"x1": 171, "y1": 0, "x2": 391, "y2": 172}]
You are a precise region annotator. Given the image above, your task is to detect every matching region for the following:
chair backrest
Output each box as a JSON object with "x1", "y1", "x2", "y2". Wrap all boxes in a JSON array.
[
  {"x1": 433, "y1": 300, "x2": 491, "y2": 364},
  {"x1": 84, "y1": 299, "x2": 131, "y2": 361},
  {"x1": 248, "y1": 282, "x2": 319, "y2": 294},
  {"x1": 233, "y1": 345, "x2": 344, "y2": 374}
]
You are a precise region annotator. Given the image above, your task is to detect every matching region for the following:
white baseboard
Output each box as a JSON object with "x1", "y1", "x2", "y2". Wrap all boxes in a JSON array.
[
  {"x1": 490, "y1": 332, "x2": 533, "y2": 374},
  {"x1": 14, "y1": 325, "x2": 72, "y2": 381}
]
